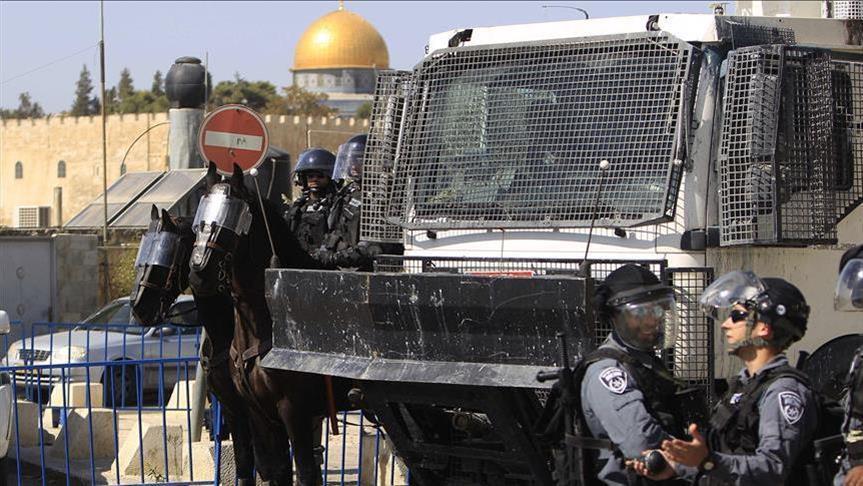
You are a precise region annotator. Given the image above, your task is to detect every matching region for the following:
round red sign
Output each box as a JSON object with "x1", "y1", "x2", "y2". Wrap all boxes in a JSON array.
[{"x1": 197, "y1": 104, "x2": 270, "y2": 175}]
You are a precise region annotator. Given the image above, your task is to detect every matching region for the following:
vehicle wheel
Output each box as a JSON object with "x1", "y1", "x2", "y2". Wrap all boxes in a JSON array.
[{"x1": 102, "y1": 361, "x2": 138, "y2": 408}]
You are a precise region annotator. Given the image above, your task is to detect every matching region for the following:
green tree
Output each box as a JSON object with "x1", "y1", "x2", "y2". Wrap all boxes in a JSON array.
[
  {"x1": 71, "y1": 65, "x2": 98, "y2": 116},
  {"x1": 265, "y1": 85, "x2": 336, "y2": 117},
  {"x1": 112, "y1": 68, "x2": 143, "y2": 113},
  {"x1": 16, "y1": 92, "x2": 44, "y2": 118},
  {"x1": 355, "y1": 101, "x2": 373, "y2": 119},
  {"x1": 151, "y1": 70, "x2": 164, "y2": 97},
  {"x1": 209, "y1": 73, "x2": 277, "y2": 112}
]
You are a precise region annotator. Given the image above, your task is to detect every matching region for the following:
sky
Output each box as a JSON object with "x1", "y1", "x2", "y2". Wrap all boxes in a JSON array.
[{"x1": 0, "y1": 1, "x2": 724, "y2": 114}]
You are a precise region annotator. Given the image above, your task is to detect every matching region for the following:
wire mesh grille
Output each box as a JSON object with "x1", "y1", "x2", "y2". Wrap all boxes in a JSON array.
[
  {"x1": 831, "y1": 58, "x2": 863, "y2": 220},
  {"x1": 361, "y1": 70, "x2": 412, "y2": 243},
  {"x1": 723, "y1": 19, "x2": 796, "y2": 49},
  {"x1": 833, "y1": 0, "x2": 863, "y2": 19},
  {"x1": 666, "y1": 267, "x2": 714, "y2": 406},
  {"x1": 718, "y1": 45, "x2": 838, "y2": 246},
  {"x1": 367, "y1": 33, "x2": 697, "y2": 231}
]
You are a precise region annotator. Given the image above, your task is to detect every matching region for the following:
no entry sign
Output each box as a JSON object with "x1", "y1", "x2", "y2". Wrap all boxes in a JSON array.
[{"x1": 197, "y1": 104, "x2": 270, "y2": 175}]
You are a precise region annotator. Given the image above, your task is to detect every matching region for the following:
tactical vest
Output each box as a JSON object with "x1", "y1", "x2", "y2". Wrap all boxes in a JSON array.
[
  {"x1": 708, "y1": 364, "x2": 814, "y2": 486},
  {"x1": 286, "y1": 194, "x2": 333, "y2": 253},
  {"x1": 584, "y1": 347, "x2": 686, "y2": 440},
  {"x1": 534, "y1": 345, "x2": 690, "y2": 486},
  {"x1": 324, "y1": 183, "x2": 361, "y2": 253}
]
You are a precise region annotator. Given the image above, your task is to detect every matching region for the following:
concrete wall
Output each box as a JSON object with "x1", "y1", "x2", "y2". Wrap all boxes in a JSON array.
[
  {"x1": 53, "y1": 234, "x2": 100, "y2": 323},
  {"x1": 0, "y1": 113, "x2": 369, "y2": 228}
]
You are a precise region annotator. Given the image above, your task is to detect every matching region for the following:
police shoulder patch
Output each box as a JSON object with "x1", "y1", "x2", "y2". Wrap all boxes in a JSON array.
[
  {"x1": 599, "y1": 367, "x2": 628, "y2": 394},
  {"x1": 778, "y1": 391, "x2": 804, "y2": 425}
]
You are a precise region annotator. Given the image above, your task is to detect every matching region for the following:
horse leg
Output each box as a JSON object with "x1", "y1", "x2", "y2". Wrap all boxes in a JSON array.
[
  {"x1": 245, "y1": 404, "x2": 294, "y2": 485},
  {"x1": 281, "y1": 407, "x2": 322, "y2": 486},
  {"x1": 208, "y1": 363, "x2": 256, "y2": 483}
]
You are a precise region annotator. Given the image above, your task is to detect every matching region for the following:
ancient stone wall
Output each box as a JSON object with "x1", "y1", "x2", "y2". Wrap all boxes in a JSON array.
[{"x1": 0, "y1": 113, "x2": 368, "y2": 227}]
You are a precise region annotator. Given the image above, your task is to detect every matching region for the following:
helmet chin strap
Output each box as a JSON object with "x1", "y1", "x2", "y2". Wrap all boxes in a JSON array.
[{"x1": 727, "y1": 309, "x2": 770, "y2": 355}]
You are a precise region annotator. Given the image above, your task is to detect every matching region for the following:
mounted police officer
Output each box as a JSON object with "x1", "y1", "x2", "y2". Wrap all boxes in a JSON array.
[
  {"x1": 656, "y1": 272, "x2": 817, "y2": 485},
  {"x1": 310, "y1": 134, "x2": 377, "y2": 271},
  {"x1": 835, "y1": 245, "x2": 863, "y2": 486},
  {"x1": 284, "y1": 148, "x2": 337, "y2": 254},
  {"x1": 579, "y1": 264, "x2": 691, "y2": 485}
]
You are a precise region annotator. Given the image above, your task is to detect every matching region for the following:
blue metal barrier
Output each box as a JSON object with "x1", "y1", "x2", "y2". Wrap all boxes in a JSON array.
[{"x1": 1, "y1": 322, "x2": 409, "y2": 486}]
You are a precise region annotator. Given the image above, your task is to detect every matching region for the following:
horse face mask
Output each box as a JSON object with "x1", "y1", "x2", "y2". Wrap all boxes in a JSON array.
[
  {"x1": 190, "y1": 183, "x2": 252, "y2": 272},
  {"x1": 130, "y1": 208, "x2": 186, "y2": 326}
]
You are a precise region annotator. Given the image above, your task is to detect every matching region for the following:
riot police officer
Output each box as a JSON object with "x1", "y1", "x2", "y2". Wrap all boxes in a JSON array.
[
  {"x1": 311, "y1": 134, "x2": 376, "y2": 270},
  {"x1": 285, "y1": 148, "x2": 337, "y2": 254},
  {"x1": 580, "y1": 264, "x2": 690, "y2": 485},
  {"x1": 835, "y1": 245, "x2": 863, "y2": 486},
  {"x1": 658, "y1": 272, "x2": 818, "y2": 485}
]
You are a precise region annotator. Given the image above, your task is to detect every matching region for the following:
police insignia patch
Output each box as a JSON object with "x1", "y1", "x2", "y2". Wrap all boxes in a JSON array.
[
  {"x1": 599, "y1": 367, "x2": 628, "y2": 394},
  {"x1": 730, "y1": 392, "x2": 743, "y2": 405},
  {"x1": 778, "y1": 391, "x2": 804, "y2": 424}
]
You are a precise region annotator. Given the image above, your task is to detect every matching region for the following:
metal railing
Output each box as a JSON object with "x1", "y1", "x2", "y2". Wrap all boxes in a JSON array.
[{"x1": 0, "y1": 322, "x2": 408, "y2": 485}]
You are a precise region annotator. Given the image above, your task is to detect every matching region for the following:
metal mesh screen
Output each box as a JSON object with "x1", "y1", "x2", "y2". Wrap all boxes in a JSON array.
[
  {"x1": 718, "y1": 45, "x2": 837, "y2": 246},
  {"x1": 369, "y1": 33, "x2": 697, "y2": 231},
  {"x1": 831, "y1": 58, "x2": 863, "y2": 220},
  {"x1": 361, "y1": 71, "x2": 412, "y2": 243},
  {"x1": 722, "y1": 19, "x2": 796, "y2": 49},
  {"x1": 833, "y1": 1, "x2": 863, "y2": 19},
  {"x1": 666, "y1": 267, "x2": 714, "y2": 406}
]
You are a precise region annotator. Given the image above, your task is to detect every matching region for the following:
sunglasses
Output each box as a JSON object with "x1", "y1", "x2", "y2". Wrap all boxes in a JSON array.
[{"x1": 729, "y1": 309, "x2": 750, "y2": 323}]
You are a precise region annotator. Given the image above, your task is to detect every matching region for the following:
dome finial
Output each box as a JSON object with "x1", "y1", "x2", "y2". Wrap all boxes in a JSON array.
[{"x1": 338, "y1": 0, "x2": 344, "y2": 11}]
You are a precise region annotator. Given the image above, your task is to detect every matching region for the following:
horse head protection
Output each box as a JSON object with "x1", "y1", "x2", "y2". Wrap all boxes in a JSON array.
[
  {"x1": 130, "y1": 205, "x2": 190, "y2": 325},
  {"x1": 190, "y1": 163, "x2": 253, "y2": 275}
]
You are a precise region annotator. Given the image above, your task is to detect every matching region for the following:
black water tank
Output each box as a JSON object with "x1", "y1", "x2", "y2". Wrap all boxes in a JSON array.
[{"x1": 165, "y1": 56, "x2": 207, "y2": 109}]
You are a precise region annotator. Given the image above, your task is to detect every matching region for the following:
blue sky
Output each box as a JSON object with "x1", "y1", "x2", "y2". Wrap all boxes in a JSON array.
[{"x1": 1, "y1": 1, "x2": 722, "y2": 113}]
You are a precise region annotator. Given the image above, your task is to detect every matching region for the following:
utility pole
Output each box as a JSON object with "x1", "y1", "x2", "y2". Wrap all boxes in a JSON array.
[{"x1": 99, "y1": 0, "x2": 110, "y2": 300}]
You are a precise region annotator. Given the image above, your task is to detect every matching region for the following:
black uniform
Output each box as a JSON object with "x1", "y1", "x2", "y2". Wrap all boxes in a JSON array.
[
  {"x1": 313, "y1": 182, "x2": 367, "y2": 269},
  {"x1": 284, "y1": 189, "x2": 336, "y2": 255}
]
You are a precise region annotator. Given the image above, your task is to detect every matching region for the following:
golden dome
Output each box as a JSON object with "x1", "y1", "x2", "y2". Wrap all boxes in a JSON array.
[{"x1": 293, "y1": 5, "x2": 389, "y2": 71}]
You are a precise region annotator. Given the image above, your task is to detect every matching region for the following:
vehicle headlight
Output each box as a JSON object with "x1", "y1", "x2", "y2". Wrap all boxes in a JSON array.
[{"x1": 52, "y1": 346, "x2": 88, "y2": 363}]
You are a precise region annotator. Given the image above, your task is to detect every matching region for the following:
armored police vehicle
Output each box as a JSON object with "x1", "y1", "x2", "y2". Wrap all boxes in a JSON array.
[{"x1": 263, "y1": 3, "x2": 863, "y2": 484}]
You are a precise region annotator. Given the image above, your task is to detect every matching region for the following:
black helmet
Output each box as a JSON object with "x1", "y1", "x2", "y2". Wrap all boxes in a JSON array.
[
  {"x1": 594, "y1": 264, "x2": 678, "y2": 352},
  {"x1": 700, "y1": 271, "x2": 809, "y2": 351},
  {"x1": 294, "y1": 148, "x2": 335, "y2": 191},
  {"x1": 295, "y1": 148, "x2": 336, "y2": 175},
  {"x1": 333, "y1": 133, "x2": 367, "y2": 183},
  {"x1": 836, "y1": 245, "x2": 863, "y2": 312}
]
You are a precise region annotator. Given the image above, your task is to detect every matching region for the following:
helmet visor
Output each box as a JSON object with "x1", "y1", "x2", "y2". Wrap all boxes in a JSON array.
[
  {"x1": 134, "y1": 231, "x2": 179, "y2": 268},
  {"x1": 835, "y1": 258, "x2": 863, "y2": 312},
  {"x1": 699, "y1": 270, "x2": 765, "y2": 318},
  {"x1": 333, "y1": 143, "x2": 364, "y2": 182},
  {"x1": 192, "y1": 185, "x2": 252, "y2": 235},
  {"x1": 612, "y1": 295, "x2": 679, "y2": 351}
]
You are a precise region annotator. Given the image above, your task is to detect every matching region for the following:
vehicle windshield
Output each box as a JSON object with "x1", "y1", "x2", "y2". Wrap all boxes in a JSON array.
[
  {"x1": 76, "y1": 301, "x2": 148, "y2": 334},
  {"x1": 382, "y1": 33, "x2": 694, "y2": 229}
]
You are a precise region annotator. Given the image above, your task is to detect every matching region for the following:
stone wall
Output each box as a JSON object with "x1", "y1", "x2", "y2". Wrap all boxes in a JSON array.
[{"x1": 0, "y1": 113, "x2": 368, "y2": 228}]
